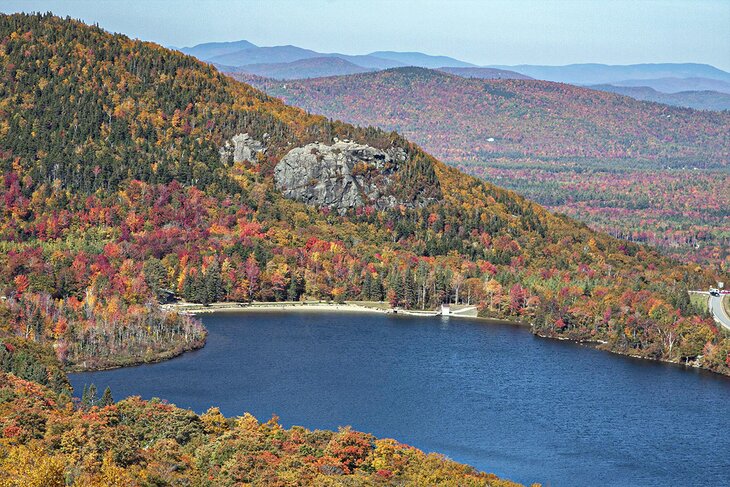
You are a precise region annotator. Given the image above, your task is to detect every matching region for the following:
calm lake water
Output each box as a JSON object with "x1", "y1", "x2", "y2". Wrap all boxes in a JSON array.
[{"x1": 69, "y1": 311, "x2": 730, "y2": 486}]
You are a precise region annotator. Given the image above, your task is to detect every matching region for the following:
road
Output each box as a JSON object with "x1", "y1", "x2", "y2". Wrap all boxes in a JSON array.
[{"x1": 709, "y1": 294, "x2": 730, "y2": 332}]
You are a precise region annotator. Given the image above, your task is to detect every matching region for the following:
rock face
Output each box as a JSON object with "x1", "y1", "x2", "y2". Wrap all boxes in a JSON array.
[
  {"x1": 219, "y1": 133, "x2": 266, "y2": 164},
  {"x1": 274, "y1": 140, "x2": 412, "y2": 213}
]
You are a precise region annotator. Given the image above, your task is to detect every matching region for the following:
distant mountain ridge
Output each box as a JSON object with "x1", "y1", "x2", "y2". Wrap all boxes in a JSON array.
[
  {"x1": 438, "y1": 67, "x2": 533, "y2": 80},
  {"x1": 326, "y1": 53, "x2": 404, "y2": 69},
  {"x1": 183, "y1": 40, "x2": 730, "y2": 108},
  {"x1": 591, "y1": 84, "x2": 730, "y2": 111},
  {"x1": 208, "y1": 44, "x2": 322, "y2": 66},
  {"x1": 240, "y1": 66, "x2": 730, "y2": 165},
  {"x1": 179, "y1": 40, "x2": 478, "y2": 68},
  {"x1": 369, "y1": 50, "x2": 476, "y2": 68},
  {"x1": 178, "y1": 40, "x2": 408, "y2": 71},
  {"x1": 489, "y1": 63, "x2": 730, "y2": 85},
  {"x1": 230, "y1": 56, "x2": 373, "y2": 80},
  {"x1": 178, "y1": 39, "x2": 257, "y2": 60},
  {"x1": 608, "y1": 77, "x2": 730, "y2": 94}
]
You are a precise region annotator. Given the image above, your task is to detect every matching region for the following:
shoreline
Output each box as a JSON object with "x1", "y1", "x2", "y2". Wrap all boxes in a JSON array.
[
  {"x1": 162, "y1": 300, "x2": 530, "y2": 326},
  {"x1": 161, "y1": 300, "x2": 450, "y2": 317},
  {"x1": 533, "y1": 331, "x2": 730, "y2": 378},
  {"x1": 163, "y1": 301, "x2": 388, "y2": 315},
  {"x1": 67, "y1": 301, "x2": 491, "y2": 373},
  {"x1": 66, "y1": 337, "x2": 207, "y2": 373},
  {"x1": 70, "y1": 302, "x2": 730, "y2": 378}
]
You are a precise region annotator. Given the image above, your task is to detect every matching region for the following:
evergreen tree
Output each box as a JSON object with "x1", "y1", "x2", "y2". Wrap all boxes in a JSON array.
[
  {"x1": 204, "y1": 261, "x2": 223, "y2": 304},
  {"x1": 143, "y1": 258, "x2": 168, "y2": 300},
  {"x1": 287, "y1": 272, "x2": 303, "y2": 301},
  {"x1": 671, "y1": 287, "x2": 692, "y2": 315},
  {"x1": 372, "y1": 275, "x2": 385, "y2": 301},
  {"x1": 182, "y1": 273, "x2": 195, "y2": 302},
  {"x1": 403, "y1": 267, "x2": 416, "y2": 309},
  {"x1": 360, "y1": 273, "x2": 372, "y2": 301},
  {"x1": 388, "y1": 267, "x2": 404, "y2": 306},
  {"x1": 100, "y1": 386, "x2": 114, "y2": 407},
  {"x1": 86, "y1": 383, "x2": 98, "y2": 407},
  {"x1": 194, "y1": 272, "x2": 207, "y2": 305}
]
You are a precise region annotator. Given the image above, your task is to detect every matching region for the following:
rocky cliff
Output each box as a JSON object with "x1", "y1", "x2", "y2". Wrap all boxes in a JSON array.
[
  {"x1": 219, "y1": 133, "x2": 266, "y2": 165},
  {"x1": 274, "y1": 140, "x2": 434, "y2": 213}
]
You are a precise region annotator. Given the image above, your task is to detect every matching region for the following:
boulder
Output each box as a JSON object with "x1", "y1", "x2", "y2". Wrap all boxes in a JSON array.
[
  {"x1": 219, "y1": 133, "x2": 266, "y2": 164},
  {"x1": 274, "y1": 141, "x2": 410, "y2": 213}
]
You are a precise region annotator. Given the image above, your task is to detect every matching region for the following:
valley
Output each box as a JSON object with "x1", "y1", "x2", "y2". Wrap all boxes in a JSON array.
[
  {"x1": 69, "y1": 310, "x2": 730, "y2": 487},
  {"x1": 238, "y1": 68, "x2": 730, "y2": 272},
  {"x1": 457, "y1": 159, "x2": 730, "y2": 271},
  {"x1": 0, "y1": 9, "x2": 728, "y2": 487}
]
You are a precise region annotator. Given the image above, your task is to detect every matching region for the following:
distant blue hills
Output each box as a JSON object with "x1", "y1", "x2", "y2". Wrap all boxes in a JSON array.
[
  {"x1": 177, "y1": 42, "x2": 468, "y2": 72},
  {"x1": 177, "y1": 40, "x2": 730, "y2": 110}
]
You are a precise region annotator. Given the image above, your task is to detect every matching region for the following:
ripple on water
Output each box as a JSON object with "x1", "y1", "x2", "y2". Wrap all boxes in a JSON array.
[{"x1": 69, "y1": 311, "x2": 730, "y2": 487}]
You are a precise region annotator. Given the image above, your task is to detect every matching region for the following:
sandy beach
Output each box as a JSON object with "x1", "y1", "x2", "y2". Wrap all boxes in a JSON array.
[
  {"x1": 163, "y1": 300, "x2": 390, "y2": 315},
  {"x1": 161, "y1": 300, "x2": 452, "y2": 317}
]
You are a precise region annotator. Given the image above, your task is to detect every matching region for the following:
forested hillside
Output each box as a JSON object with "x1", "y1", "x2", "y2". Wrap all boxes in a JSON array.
[
  {"x1": 590, "y1": 84, "x2": 730, "y2": 111},
  {"x1": 229, "y1": 56, "x2": 373, "y2": 80},
  {"x1": 239, "y1": 68, "x2": 730, "y2": 270},
  {"x1": 1, "y1": 12, "x2": 728, "y2": 372},
  {"x1": 244, "y1": 67, "x2": 730, "y2": 164},
  {"x1": 0, "y1": 11, "x2": 729, "y2": 484},
  {"x1": 0, "y1": 369, "x2": 524, "y2": 486}
]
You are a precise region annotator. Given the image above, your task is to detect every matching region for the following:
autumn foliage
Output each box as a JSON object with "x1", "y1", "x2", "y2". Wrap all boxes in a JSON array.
[
  {"x1": 0, "y1": 11, "x2": 727, "y2": 486},
  {"x1": 240, "y1": 67, "x2": 730, "y2": 272},
  {"x1": 0, "y1": 13, "x2": 727, "y2": 379},
  {"x1": 0, "y1": 372, "x2": 525, "y2": 486}
]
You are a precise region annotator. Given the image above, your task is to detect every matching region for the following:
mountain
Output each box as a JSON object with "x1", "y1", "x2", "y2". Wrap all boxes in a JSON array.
[
  {"x1": 238, "y1": 67, "x2": 730, "y2": 270},
  {"x1": 232, "y1": 56, "x2": 373, "y2": 79},
  {"x1": 207, "y1": 44, "x2": 322, "y2": 65},
  {"x1": 179, "y1": 40, "x2": 476, "y2": 72},
  {"x1": 327, "y1": 52, "x2": 405, "y2": 69},
  {"x1": 591, "y1": 84, "x2": 730, "y2": 111},
  {"x1": 199, "y1": 44, "x2": 406, "y2": 71},
  {"x1": 438, "y1": 66, "x2": 533, "y2": 80},
  {"x1": 609, "y1": 77, "x2": 730, "y2": 94},
  {"x1": 243, "y1": 67, "x2": 730, "y2": 165},
  {"x1": 4, "y1": 14, "x2": 727, "y2": 370},
  {"x1": 180, "y1": 43, "x2": 730, "y2": 91},
  {"x1": 1, "y1": 11, "x2": 729, "y2": 482},
  {"x1": 490, "y1": 63, "x2": 730, "y2": 85},
  {"x1": 368, "y1": 50, "x2": 475, "y2": 68},
  {"x1": 178, "y1": 39, "x2": 257, "y2": 60}
]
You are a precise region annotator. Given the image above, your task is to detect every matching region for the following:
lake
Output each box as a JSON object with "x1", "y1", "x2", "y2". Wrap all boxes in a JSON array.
[{"x1": 69, "y1": 311, "x2": 730, "y2": 486}]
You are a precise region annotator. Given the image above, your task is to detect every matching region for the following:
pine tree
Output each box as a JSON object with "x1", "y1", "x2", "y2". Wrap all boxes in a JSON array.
[
  {"x1": 404, "y1": 267, "x2": 416, "y2": 309},
  {"x1": 182, "y1": 273, "x2": 195, "y2": 302},
  {"x1": 388, "y1": 267, "x2": 404, "y2": 306},
  {"x1": 87, "y1": 383, "x2": 98, "y2": 407},
  {"x1": 287, "y1": 273, "x2": 302, "y2": 301},
  {"x1": 193, "y1": 272, "x2": 207, "y2": 304},
  {"x1": 361, "y1": 272, "x2": 372, "y2": 301},
  {"x1": 204, "y1": 261, "x2": 223, "y2": 304},
  {"x1": 100, "y1": 386, "x2": 114, "y2": 407},
  {"x1": 143, "y1": 258, "x2": 167, "y2": 300},
  {"x1": 373, "y1": 275, "x2": 385, "y2": 301}
]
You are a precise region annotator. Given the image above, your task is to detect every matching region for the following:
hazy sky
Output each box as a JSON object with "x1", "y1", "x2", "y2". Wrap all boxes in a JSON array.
[{"x1": 2, "y1": 0, "x2": 729, "y2": 70}]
